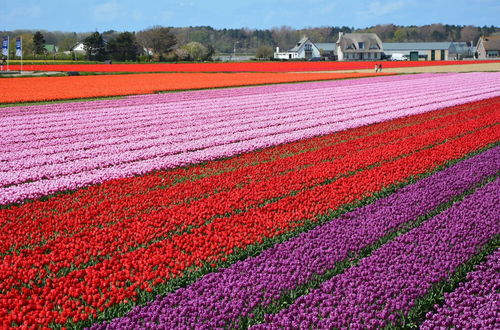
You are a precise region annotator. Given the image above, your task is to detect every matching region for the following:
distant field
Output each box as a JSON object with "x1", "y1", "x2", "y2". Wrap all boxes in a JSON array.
[
  {"x1": 0, "y1": 72, "x2": 391, "y2": 104},
  {"x1": 7, "y1": 60, "x2": 500, "y2": 73}
]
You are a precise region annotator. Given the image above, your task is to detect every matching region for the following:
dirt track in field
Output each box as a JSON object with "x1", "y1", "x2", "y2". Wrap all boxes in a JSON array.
[{"x1": 314, "y1": 62, "x2": 500, "y2": 74}]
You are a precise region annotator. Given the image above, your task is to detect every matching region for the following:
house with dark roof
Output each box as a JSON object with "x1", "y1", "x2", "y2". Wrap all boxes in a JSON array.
[
  {"x1": 274, "y1": 36, "x2": 321, "y2": 60},
  {"x1": 383, "y1": 42, "x2": 473, "y2": 61},
  {"x1": 336, "y1": 32, "x2": 383, "y2": 61},
  {"x1": 476, "y1": 35, "x2": 500, "y2": 59},
  {"x1": 315, "y1": 43, "x2": 337, "y2": 60}
]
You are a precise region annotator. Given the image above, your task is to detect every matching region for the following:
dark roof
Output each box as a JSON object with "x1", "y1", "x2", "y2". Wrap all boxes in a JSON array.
[
  {"x1": 482, "y1": 35, "x2": 500, "y2": 50},
  {"x1": 383, "y1": 42, "x2": 453, "y2": 51},
  {"x1": 315, "y1": 43, "x2": 336, "y2": 51}
]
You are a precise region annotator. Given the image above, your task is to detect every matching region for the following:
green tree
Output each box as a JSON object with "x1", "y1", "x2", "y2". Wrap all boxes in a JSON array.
[
  {"x1": 33, "y1": 31, "x2": 45, "y2": 55},
  {"x1": 107, "y1": 32, "x2": 140, "y2": 61},
  {"x1": 83, "y1": 31, "x2": 107, "y2": 61},
  {"x1": 182, "y1": 41, "x2": 207, "y2": 61},
  {"x1": 393, "y1": 28, "x2": 408, "y2": 42},
  {"x1": 57, "y1": 33, "x2": 78, "y2": 52},
  {"x1": 136, "y1": 26, "x2": 176, "y2": 61},
  {"x1": 255, "y1": 45, "x2": 274, "y2": 59}
]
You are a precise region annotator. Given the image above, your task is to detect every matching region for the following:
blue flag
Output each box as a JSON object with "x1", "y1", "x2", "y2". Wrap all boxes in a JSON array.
[
  {"x1": 15, "y1": 37, "x2": 22, "y2": 57},
  {"x1": 1, "y1": 36, "x2": 8, "y2": 56}
]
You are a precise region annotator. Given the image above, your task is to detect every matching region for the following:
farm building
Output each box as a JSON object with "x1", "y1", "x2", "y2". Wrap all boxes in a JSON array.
[
  {"x1": 476, "y1": 35, "x2": 500, "y2": 59},
  {"x1": 383, "y1": 42, "x2": 473, "y2": 61},
  {"x1": 315, "y1": 43, "x2": 337, "y2": 60},
  {"x1": 336, "y1": 32, "x2": 383, "y2": 61},
  {"x1": 70, "y1": 42, "x2": 86, "y2": 54},
  {"x1": 274, "y1": 36, "x2": 321, "y2": 60}
]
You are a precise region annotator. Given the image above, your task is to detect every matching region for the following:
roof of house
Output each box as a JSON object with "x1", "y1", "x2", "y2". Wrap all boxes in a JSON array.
[
  {"x1": 338, "y1": 33, "x2": 383, "y2": 53},
  {"x1": 480, "y1": 35, "x2": 500, "y2": 50},
  {"x1": 450, "y1": 42, "x2": 473, "y2": 54},
  {"x1": 383, "y1": 42, "x2": 453, "y2": 51},
  {"x1": 289, "y1": 36, "x2": 315, "y2": 52},
  {"x1": 43, "y1": 44, "x2": 57, "y2": 53},
  {"x1": 315, "y1": 43, "x2": 336, "y2": 51}
]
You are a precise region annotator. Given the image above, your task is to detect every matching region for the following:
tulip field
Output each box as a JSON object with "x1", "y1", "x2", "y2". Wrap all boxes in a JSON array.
[
  {"x1": 1, "y1": 71, "x2": 499, "y2": 328},
  {"x1": 7, "y1": 59, "x2": 500, "y2": 72},
  {"x1": 0, "y1": 72, "x2": 389, "y2": 104}
]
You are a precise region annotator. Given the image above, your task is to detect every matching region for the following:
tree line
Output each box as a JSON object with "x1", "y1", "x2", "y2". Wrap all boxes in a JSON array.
[{"x1": 1, "y1": 24, "x2": 498, "y2": 61}]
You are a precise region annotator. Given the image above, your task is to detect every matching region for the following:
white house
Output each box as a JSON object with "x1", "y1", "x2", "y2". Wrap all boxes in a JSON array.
[
  {"x1": 337, "y1": 32, "x2": 383, "y2": 61},
  {"x1": 70, "y1": 42, "x2": 86, "y2": 54},
  {"x1": 274, "y1": 37, "x2": 321, "y2": 60}
]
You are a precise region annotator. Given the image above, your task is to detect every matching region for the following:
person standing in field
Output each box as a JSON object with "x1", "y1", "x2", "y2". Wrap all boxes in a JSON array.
[
  {"x1": 379, "y1": 63, "x2": 383, "y2": 72},
  {"x1": 1, "y1": 56, "x2": 6, "y2": 71}
]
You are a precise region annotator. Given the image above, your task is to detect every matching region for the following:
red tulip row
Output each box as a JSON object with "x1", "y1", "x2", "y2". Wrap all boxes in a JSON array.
[
  {"x1": 1, "y1": 104, "x2": 497, "y2": 291},
  {"x1": 1, "y1": 101, "x2": 499, "y2": 326},
  {"x1": 1, "y1": 97, "x2": 496, "y2": 256}
]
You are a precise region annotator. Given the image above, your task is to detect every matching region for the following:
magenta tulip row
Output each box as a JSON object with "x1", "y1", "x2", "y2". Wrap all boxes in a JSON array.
[
  {"x1": 257, "y1": 178, "x2": 499, "y2": 329},
  {"x1": 421, "y1": 248, "x2": 499, "y2": 329},
  {"x1": 1, "y1": 72, "x2": 499, "y2": 205}
]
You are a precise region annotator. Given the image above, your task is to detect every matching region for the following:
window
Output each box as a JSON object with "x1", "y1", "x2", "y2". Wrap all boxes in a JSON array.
[
  {"x1": 358, "y1": 42, "x2": 365, "y2": 49},
  {"x1": 487, "y1": 50, "x2": 499, "y2": 57},
  {"x1": 305, "y1": 44, "x2": 312, "y2": 51}
]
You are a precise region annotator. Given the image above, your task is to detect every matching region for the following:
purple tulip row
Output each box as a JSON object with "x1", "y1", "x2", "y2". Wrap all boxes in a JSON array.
[
  {"x1": 256, "y1": 178, "x2": 499, "y2": 329},
  {"x1": 421, "y1": 248, "x2": 499, "y2": 329},
  {"x1": 90, "y1": 147, "x2": 499, "y2": 329},
  {"x1": 2, "y1": 73, "x2": 499, "y2": 205}
]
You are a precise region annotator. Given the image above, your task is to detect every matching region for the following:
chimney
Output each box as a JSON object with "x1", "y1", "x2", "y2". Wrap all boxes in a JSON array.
[
  {"x1": 339, "y1": 32, "x2": 344, "y2": 39},
  {"x1": 276, "y1": 47, "x2": 279, "y2": 53}
]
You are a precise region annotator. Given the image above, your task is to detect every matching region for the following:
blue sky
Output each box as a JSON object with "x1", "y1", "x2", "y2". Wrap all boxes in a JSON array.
[{"x1": 2, "y1": 0, "x2": 499, "y2": 32}]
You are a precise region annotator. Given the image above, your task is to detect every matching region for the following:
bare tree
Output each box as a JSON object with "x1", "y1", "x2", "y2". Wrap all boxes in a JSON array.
[
  {"x1": 136, "y1": 26, "x2": 176, "y2": 60},
  {"x1": 460, "y1": 26, "x2": 480, "y2": 43}
]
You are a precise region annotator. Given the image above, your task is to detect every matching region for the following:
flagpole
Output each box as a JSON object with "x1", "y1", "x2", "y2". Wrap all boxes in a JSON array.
[
  {"x1": 7, "y1": 36, "x2": 9, "y2": 71},
  {"x1": 20, "y1": 36, "x2": 23, "y2": 73}
]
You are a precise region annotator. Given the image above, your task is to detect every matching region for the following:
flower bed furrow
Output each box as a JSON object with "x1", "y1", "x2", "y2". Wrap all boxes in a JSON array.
[
  {"x1": 420, "y1": 249, "x2": 500, "y2": 329},
  {"x1": 0, "y1": 101, "x2": 490, "y2": 255},
  {"x1": 89, "y1": 147, "x2": 500, "y2": 329},
  {"x1": 0, "y1": 120, "x2": 496, "y2": 327},
  {"x1": 1, "y1": 73, "x2": 499, "y2": 204},
  {"x1": 1, "y1": 109, "x2": 494, "y2": 289},
  {"x1": 256, "y1": 178, "x2": 499, "y2": 329}
]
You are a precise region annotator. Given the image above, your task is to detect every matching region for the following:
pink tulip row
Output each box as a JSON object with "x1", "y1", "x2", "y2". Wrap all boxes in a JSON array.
[
  {"x1": 0, "y1": 74, "x2": 468, "y2": 146},
  {"x1": 0, "y1": 73, "x2": 439, "y2": 119},
  {"x1": 1, "y1": 72, "x2": 499, "y2": 205}
]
